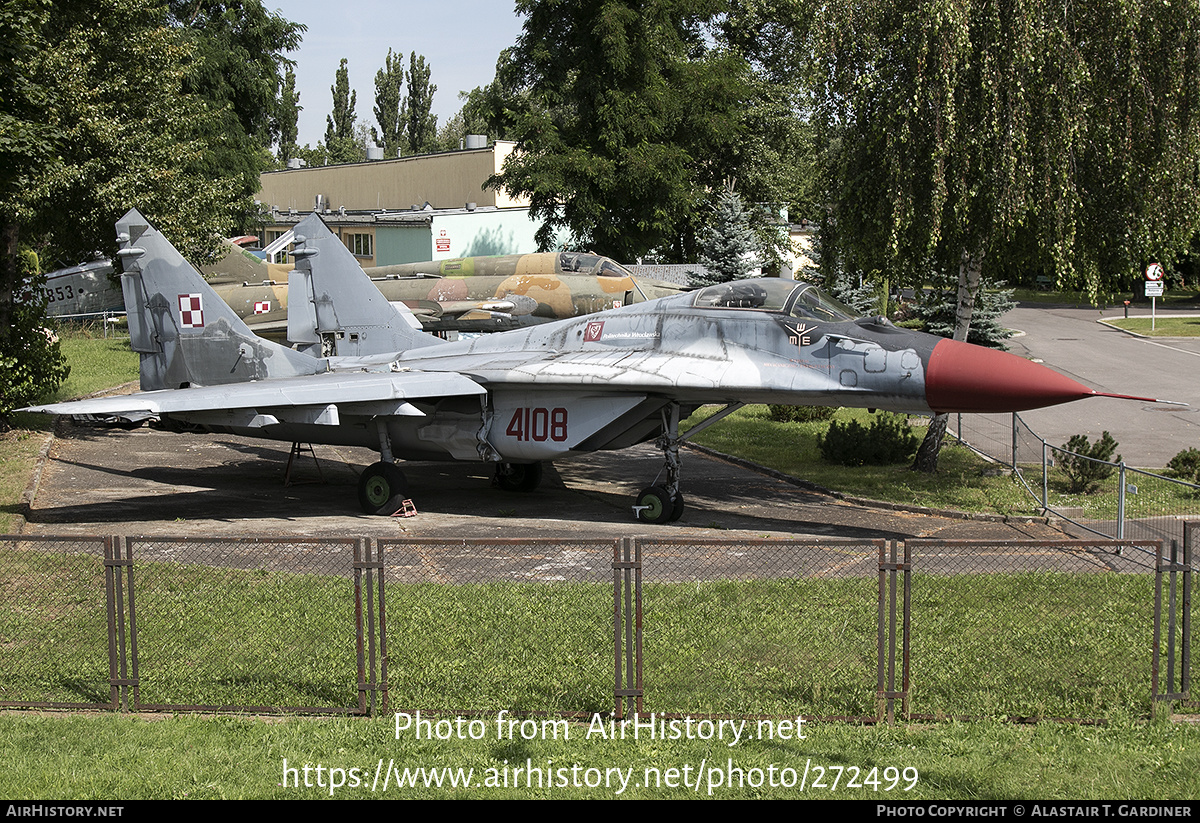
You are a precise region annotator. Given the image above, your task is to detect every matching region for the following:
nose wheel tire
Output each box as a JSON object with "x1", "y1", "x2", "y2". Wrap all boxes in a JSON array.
[
  {"x1": 358, "y1": 461, "x2": 409, "y2": 515},
  {"x1": 635, "y1": 485, "x2": 684, "y2": 524}
]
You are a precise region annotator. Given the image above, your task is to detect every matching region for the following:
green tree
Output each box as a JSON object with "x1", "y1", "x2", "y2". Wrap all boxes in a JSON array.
[
  {"x1": 276, "y1": 66, "x2": 300, "y2": 164},
  {"x1": 437, "y1": 87, "x2": 499, "y2": 151},
  {"x1": 1, "y1": 249, "x2": 69, "y2": 424},
  {"x1": 404, "y1": 51, "x2": 438, "y2": 155},
  {"x1": 0, "y1": 0, "x2": 63, "y2": 423},
  {"x1": 372, "y1": 48, "x2": 404, "y2": 158},
  {"x1": 29, "y1": 1, "x2": 237, "y2": 263},
  {"x1": 1, "y1": 0, "x2": 244, "y2": 419},
  {"x1": 808, "y1": 0, "x2": 1200, "y2": 472},
  {"x1": 164, "y1": 0, "x2": 305, "y2": 221},
  {"x1": 325, "y1": 58, "x2": 361, "y2": 164},
  {"x1": 487, "y1": 0, "x2": 757, "y2": 262}
]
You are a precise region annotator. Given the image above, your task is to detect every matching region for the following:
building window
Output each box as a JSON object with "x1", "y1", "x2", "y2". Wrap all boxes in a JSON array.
[{"x1": 346, "y1": 233, "x2": 374, "y2": 258}]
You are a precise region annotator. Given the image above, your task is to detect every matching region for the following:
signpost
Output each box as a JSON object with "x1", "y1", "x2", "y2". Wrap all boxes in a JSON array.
[{"x1": 1145, "y1": 263, "x2": 1165, "y2": 331}]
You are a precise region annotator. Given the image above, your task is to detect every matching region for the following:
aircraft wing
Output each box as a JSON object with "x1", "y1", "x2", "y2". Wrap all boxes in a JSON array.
[{"x1": 23, "y1": 370, "x2": 486, "y2": 419}]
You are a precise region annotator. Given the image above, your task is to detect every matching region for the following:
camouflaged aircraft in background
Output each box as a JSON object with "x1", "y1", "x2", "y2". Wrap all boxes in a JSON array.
[
  {"x1": 23, "y1": 210, "x2": 1166, "y2": 524},
  {"x1": 210, "y1": 250, "x2": 685, "y2": 337}
]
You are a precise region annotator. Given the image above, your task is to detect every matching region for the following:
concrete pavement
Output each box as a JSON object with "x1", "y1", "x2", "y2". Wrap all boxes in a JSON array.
[{"x1": 20, "y1": 420, "x2": 1066, "y2": 542}]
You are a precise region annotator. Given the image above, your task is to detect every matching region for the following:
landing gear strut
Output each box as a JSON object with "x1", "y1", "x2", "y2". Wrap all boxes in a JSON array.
[
  {"x1": 633, "y1": 401, "x2": 744, "y2": 525},
  {"x1": 359, "y1": 418, "x2": 409, "y2": 515}
]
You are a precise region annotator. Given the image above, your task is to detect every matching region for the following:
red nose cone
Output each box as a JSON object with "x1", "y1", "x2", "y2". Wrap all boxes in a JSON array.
[{"x1": 925, "y1": 338, "x2": 1098, "y2": 413}]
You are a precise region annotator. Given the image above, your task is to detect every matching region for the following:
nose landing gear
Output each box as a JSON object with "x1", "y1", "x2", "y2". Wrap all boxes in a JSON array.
[{"x1": 632, "y1": 401, "x2": 743, "y2": 525}]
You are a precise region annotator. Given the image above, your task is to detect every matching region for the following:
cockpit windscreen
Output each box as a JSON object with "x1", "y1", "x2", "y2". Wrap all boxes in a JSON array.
[{"x1": 692, "y1": 280, "x2": 857, "y2": 322}]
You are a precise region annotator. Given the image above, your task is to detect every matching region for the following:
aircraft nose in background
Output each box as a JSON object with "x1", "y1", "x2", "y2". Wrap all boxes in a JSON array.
[{"x1": 924, "y1": 338, "x2": 1103, "y2": 413}]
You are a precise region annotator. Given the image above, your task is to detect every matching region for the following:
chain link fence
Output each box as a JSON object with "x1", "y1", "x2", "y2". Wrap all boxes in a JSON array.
[
  {"x1": 122, "y1": 537, "x2": 372, "y2": 713},
  {"x1": 378, "y1": 538, "x2": 615, "y2": 716},
  {"x1": 901, "y1": 539, "x2": 1159, "y2": 720},
  {"x1": 632, "y1": 538, "x2": 884, "y2": 719},
  {"x1": 951, "y1": 413, "x2": 1200, "y2": 549},
  {"x1": 0, "y1": 536, "x2": 116, "y2": 709},
  {"x1": 1, "y1": 533, "x2": 1193, "y2": 721}
]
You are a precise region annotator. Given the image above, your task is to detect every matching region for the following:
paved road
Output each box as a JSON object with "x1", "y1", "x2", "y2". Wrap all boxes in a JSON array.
[{"x1": 961, "y1": 303, "x2": 1200, "y2": 468}]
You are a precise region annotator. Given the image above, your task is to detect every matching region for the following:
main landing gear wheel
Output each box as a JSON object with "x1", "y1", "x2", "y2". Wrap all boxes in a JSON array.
[
  {"x1": 494, "y1": 461, "x2": 543, "y2": 492},
  {"x1": 358, "y1": 461, "x2": 409, "y2": 515},
  {"x1": 636, "y1": 485, "x2": 684, "y2": 525}
]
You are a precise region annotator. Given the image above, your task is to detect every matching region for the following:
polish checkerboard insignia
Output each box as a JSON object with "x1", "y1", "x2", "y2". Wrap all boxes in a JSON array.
[
  {"x1": 253, "y1": 301, "x2": 271, "y2": 315},
  {"x1": 178, "y1": 294, "x2": 203, "y2": 328}
]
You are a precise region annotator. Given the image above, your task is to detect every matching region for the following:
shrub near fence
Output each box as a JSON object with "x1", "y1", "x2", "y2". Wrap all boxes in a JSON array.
[{"x1": 952, "y1": 412, "x2": 1200, "y2": 548}]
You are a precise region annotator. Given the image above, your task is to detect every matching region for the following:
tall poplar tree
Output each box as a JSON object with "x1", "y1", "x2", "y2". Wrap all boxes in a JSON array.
[
  {"x1": 325, "y1": 58, "x2": 360, "y2": 164},
  {"x1": 276, "y1": 66, "x2": 300, "y2": 164},
  {"x1": 404, "y1": 51, "x2": 438, "y2": 155},
  {"x1": 372, "y1": 48, "x2": 404, "y2": 158}
]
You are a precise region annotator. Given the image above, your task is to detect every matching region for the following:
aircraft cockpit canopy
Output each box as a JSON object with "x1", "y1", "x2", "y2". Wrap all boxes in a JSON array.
[
  {"x1": 558, "y1": 252, "x2": 635, "y2": 279},
  {"x1": 691, "y1": 280, "x2": 857, "y2": 322}
]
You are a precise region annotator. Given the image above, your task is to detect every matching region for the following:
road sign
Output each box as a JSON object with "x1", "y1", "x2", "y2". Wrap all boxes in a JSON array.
[
  {"x1": 1145, "y1": 263, "x2": 1164, "y2": 281},
  {"x1": 1145, "y1": 281, "x2": 1164, "y2": 297}
]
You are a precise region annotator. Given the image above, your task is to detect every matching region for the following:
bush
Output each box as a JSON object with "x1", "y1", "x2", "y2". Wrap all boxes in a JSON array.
[
  {"x1": 767, "y1": 404, "x2": 839, "y2": 424},
  {"x1": 819, "y1": 413, "x2": 919, "y2": 466},
  {"x1": 1165, "y1": 448, "x2": 1200, "y2": 484},
  {"x1": 1, "y1": 249, "x2": 70, "y2": 426},
  {"x1": 1059, "y1": 432, "x2": 1120, "y2": 494}
]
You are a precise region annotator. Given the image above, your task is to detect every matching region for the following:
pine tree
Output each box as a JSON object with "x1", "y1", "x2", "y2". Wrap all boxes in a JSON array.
[
  {"x1": 688, "y1": 188, "x2": 761, "y2": 288},
  {"x1": 906, "y1": 278, "x2": 1016, "y2": 349}
]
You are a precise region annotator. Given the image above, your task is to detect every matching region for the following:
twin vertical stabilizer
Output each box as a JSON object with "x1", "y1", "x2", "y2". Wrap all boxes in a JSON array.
[{"x1": 115, "y1": 209, "x2": 325, "y2": 391}]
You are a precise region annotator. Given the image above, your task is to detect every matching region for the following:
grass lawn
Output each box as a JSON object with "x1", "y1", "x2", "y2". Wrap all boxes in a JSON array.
[
  {"x1": 683, "y1": 406, "x2": 1039, "y2": 514},
  {"x1": 1102, "y1": 316, "x2": 1200, "y2": 337},
  {"x1": 0, "y1": 712, "x2": 1197, "y2": 799}
]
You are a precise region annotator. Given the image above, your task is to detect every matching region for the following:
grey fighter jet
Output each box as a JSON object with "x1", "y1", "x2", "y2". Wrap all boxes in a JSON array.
[{"x1": 21, "y1": 210, "x2": 1160, "y2": 524}]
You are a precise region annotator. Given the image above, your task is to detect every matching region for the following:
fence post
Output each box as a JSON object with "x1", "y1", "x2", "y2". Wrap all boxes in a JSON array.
[
  {"x1": 613, "y1": 537, "x2": 642, "y2": 719},
  {"x1": 1041, "y1": 441, "x2": 1049, "y2": 511},
  {"x1": 1185, "y1": 523, "x2": 1195, "y2": 699},
  {"x1": 1011, "y1": 413, "x2": 1019, "y2": 471},
  {"x1": 1117, "y1": 463, "x2": 1126, "y2": 540}
]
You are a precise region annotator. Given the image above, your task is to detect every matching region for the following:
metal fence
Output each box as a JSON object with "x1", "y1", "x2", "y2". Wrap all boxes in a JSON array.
[
  {"x1": 0, "y1": 533, "x2": 1193, "y2": 721},
  {"x1": 949, "y1": 413, "x2": 1200, "y2": 548}
]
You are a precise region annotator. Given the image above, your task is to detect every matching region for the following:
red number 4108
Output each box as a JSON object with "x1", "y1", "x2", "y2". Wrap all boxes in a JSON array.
[{"x1": 506, "y1": 407, "x2": 568, "y2": 442}]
